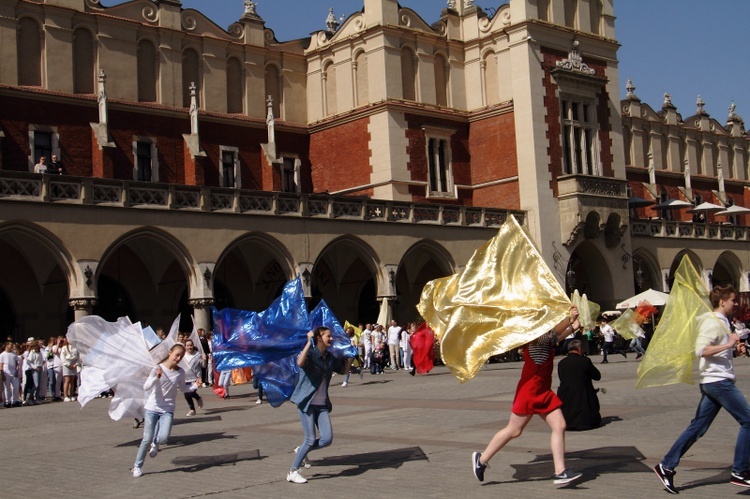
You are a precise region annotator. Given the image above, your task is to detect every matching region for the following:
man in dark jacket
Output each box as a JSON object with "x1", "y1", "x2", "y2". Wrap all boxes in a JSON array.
[{"x1": 557, "y1": 339, "x2": 601, "y2": 430}]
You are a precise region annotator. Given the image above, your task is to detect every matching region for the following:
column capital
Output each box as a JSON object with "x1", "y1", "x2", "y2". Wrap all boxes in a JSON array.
[
  {"x1": 69, "y1": 298, "x2": 98, "y2": 310},
  {"x1": 188, "y1": 298, "x2": 215, "y2": 309}
]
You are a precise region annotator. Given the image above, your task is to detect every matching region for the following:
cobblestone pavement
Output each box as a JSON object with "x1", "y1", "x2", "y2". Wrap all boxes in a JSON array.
[{"x1": 3, "y1": 355, "x2": 750, "y2": 498}]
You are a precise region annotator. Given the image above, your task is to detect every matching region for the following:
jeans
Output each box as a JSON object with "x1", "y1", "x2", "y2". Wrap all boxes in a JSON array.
[
  {"x1": 218, "y1": 370, "x2": 231, "y2": 395},
  {"x1": 292, "y1": 404, "x2": 332, "y2": 470},
  {"x1": 23, "y1": 369, "x2": 39, "y2": 401},
  {"x1": 630, "y1": 337, "x2": 646, "y2": 356},
  {"x1": 134, "y1": 410, "x2": 174, "y2": 468},
  {"x1": 662, "y1": 379, "x2": 750, "y2": 473}
]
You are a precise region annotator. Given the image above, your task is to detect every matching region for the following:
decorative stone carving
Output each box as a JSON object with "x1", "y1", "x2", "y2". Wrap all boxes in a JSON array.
[
  {"x1": 696, "y1": 94, "x2": 707, "y2": 115},
  {"x1": 555, "y1": 40, "x2": 595, "y2": 75},
  {"x1": 189, "y1": 82, "x2": 199, "y2": 135},
  {"x1": 188, "y1": 298, "x2": 215, "y2": 309},
  {"x1": 325, "y1": 8, "x2": 340, "y2": 33},
  {"x1": 244, "y1": 0, "x2": 257, "y2": 16},
  {"x1": 69, "y1": 298, "x2": 98, "y2": 310}
]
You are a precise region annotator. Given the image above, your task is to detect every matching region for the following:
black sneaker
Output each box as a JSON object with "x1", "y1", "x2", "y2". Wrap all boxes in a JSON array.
[
  {"x1": 472, "y1": 452, "x2": 488, "y2": 482},
  {"x1": 553, "y1": 469, "x2": 582, "y2": 485},
  {"x1": 731, "y1": 470, "x2": 750, "y2": 487},
  {"x1": 653, "y1": 463, "x2": 678, "y2": 494}
]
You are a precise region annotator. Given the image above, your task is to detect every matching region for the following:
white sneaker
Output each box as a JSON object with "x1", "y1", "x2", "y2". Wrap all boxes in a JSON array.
[
  {"x1": 149, "y1": 443, "x2": 159, "y2": 458},
  {"x1": 186, "y1": 410, "x2": 196, "y2": 417},
  {"x1": 132, "y1": 466, "x2": 143, "y2": 478},
  {"x1": 64, "y1": 397, "x2": 71, "y2": 402},
  {"x1": 255, "y1": 398, "x2": 262, "y2": 405},
  {"x1": 341, "y1": 382, "x2": 348, "y2": 387},
  {"x1": 293, "y1": 446, "x2": 311, "y2": 469},
  {"x1": 286, "y1": 469, "x2": 307, "y2": 484}
]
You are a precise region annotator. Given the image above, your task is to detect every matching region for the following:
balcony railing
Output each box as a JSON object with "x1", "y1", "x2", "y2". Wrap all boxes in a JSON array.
[
  {"x1": 0, "y1": 171, "x2": 524, "y2": 228},
  {"x1": 631, "y1": 219, "x2": 748, "y2": 241}
]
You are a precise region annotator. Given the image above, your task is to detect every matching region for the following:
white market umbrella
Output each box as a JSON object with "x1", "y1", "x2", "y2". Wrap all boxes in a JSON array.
[
  {"x1": 616, "y1": 288, "x2": 670, "y2": 309},
  {"x1": 376, "y1": 298, "x2": 392, "y2": 327},
  {"x1": 687, "y1": 201, "x2": 725, "y2": 213},
  {"x1": 649, "y1": 199, "x2": 692, "y2": 211},
  {"x1": 715, "y1": 205, "x2": 750, "y2": 216}
]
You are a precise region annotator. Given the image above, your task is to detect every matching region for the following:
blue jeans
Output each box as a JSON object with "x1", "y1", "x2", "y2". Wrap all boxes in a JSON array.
[
  {"x1": 662, "y1": 379, "x2": 750, "y2": 473},
  {"x1": 23, "y1": 369, "x2": 39, "y2": 401},
  {"x1": 291, "y1": 404, "x2": 332, "y2": 470},
  {"x1": 630, "y1": 337, "x2": 646, "y2": 356},
  {"x1": 134, "y1": 410, "x2": 174, "y2": 468}
]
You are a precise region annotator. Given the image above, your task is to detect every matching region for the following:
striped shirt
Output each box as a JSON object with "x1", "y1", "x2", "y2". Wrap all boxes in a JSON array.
[{"x1": 527, "y1": 331, "x2": 557, "y2": 365}]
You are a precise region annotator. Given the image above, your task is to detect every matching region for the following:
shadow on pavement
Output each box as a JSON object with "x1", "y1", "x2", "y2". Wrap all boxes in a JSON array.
[
  {"x1": 483, "y1": 446, "x2": 651, "y2": 488},
  {"x1": 173, "y1": 415, "x2": 222, "y2": 425},
  {"x1": 674, "y1": 468, "x2": 733, "y2": 492},
  {"x1": 202, "y1": 406, "x2": 250, "y2": 415},
  {"x1": 117, "y1": 432, "x2": 238, "y2": 448},
  {"x1": 154, "y1": 449, "x2": 263, "y2": 473},
  {"x1": 306, "y1": 446, "x2": 428, "y2": 479}
]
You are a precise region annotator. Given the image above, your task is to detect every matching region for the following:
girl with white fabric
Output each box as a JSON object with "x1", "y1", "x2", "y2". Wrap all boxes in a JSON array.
[
  {"x1": 183, "y1": 339, "x2": 205, "y2": 416},
  {"x1": 133, "y1": 343, "x2": 189, "y2": 478}
]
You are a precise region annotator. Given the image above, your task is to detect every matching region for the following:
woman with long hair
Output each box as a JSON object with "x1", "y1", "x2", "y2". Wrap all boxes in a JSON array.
[
  {"x1": 287, "y1": 327, "x2": 353, "y2": 484},
  {"x1": 472, "y1": 307, "x2": 584, "y2": 486},
  {"x1": 133, "y1": 343, "x2": 189, "y2": 478},
  {"x1": 182, "y1": 339, "x2": 205, "y2": 416},
  {"x1": 59, "y1": 337, "x2": 80, "y2": 402},
  {"x1": 22, "y1": 338, "x2": 43, "y2": 405}
]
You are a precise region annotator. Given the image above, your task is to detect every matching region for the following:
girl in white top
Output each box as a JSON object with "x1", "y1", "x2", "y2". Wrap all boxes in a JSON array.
[
  {"x1": 182, "y1": 339, "x2": 205, "y2": 417},
  {"x1": 60, "y1": 338, "x2": 80, "y2": 401},
  {"x1": 0, "y1": 342, "x2": 20, "y2": 407},
  {"x1": 401, "y1": 324, "x2": 414, "y2": 371},
  {"x1": 133, "y1": 343, "x2": 189, "y2": 478},
  {"x1": 23, "y1": 341, "x2": 44, "y2": 404}
]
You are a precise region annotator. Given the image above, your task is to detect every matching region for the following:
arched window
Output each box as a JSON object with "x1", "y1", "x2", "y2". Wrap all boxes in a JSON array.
[
  {"x1": 538, "y1": 0, "x2": 550, "y2": 21},
  {"x1": 226, "y1": 57, "x2": 243, "y2": 114},
  {"x1": 400, "y1": 47, "x2": 416, "y2": 101},
  {"x1": 323, "y1": 61, "x2": 336, "y2": 116},
  {"x1": 564, "y1": 0, "x2": 578, "y2": 29},
  {"x1": 434, "y1": 54, "x2": 448, "y2": 107},
  {"x1": 182, "y1": 48, "x2": 200, "y2": 108},
  {"x1": 589, "y1": 0, "x2": 601, "y2": 35},
  {"x1": 137, "y1": 39, "x2": 158, "y2": 102},
  {"x1": 264, "y1": 64, "x2": 281, "y2": 119},
  {"x1": 354, "y1": 51, "x2": 368, "y2": 106},
  {"x1": 483, "y1": 51, "x2": 499, "y2": 106},
  {"x1": 17, "y1": 17, "x2": 42, "y2": 86},
  {"x1": 73, "y1": 28, "x2": 95, "y2": 94}
]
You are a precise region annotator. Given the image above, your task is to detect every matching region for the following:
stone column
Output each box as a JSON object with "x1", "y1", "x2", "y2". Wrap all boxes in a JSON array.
[
  {"x1": 189, "y1": 298, "x2": 215, "y2": 332},
  {"x1": 69, "y1": 298, "x2": 97, "y2": 321}
]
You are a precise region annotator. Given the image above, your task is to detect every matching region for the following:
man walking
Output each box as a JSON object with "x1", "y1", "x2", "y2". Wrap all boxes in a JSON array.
[{"x1": 654, "y1": 285, "x2": 750, "y2": 493}]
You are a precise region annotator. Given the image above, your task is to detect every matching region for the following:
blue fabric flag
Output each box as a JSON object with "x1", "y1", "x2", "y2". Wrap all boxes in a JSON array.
[
  {"x1": 212, "y1": 277, "x2": 309, "y2": 371},
  {"x1": 212, "y1": 277, "x2": 357, "y2": 408},
  {"x1": 309, "y1": 299, "x2": 358, "y2": 360}
]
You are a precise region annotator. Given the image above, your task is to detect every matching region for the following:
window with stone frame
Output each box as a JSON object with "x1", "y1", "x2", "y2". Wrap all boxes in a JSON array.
[
  {"x1": 280, "y1": 157, "x2": 300, "y2": 193},
  {"x1": 561, "y1": 97, "x2": 601, "y2": 176},
  {"x1": 133, "y1": 140, "x2": 158, "y2": 182},
  {"x1": 423, "y1": 127, "x2": 455, "y2": 198},
  {"x1": 28, "y1": 126, "x2": 59, "y2": 171},
  {"x1": 220, "y1": 146, "x2": 240, "y2": 188}
]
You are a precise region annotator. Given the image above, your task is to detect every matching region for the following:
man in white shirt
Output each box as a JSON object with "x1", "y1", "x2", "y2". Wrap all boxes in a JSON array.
[
  {"x1": 599, "y1": 316, "x2": 627, "y2": 364},
  {"x1": 654, "y1": 285, "x2": 750, "y2": 493},
  {"x1": 362, "y1": 324, "x2": 373, "y2": 369},
  {"x1": 387, "y1": 320, "x2": 402, "y2": 370}
]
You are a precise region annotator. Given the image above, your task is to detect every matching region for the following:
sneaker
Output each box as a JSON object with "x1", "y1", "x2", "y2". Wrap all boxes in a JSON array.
[
  {"x1": 286, "y1": 469, "x2": 307, "y2": 484},
  {"x1": 553, "y1": 469, "x2": 582, "y2": 485},
  {"x1": 731, "y1": 470, "x2": 750, "y2": 487},
  {"x1": 621, "y1": 352, "x2": 627, "y2": 359},
  {"x1": 653, "y1": 463, "x2": 678, "y2": 494},
  {"x1": 293, "y1": 446, "x2": 311, "y2": 469},
  {"x1": 132, "y1": 466, "x2": 143, "y2": 478},
  {"x1": 255, "y1": 398, "x2": 262, "y2": 405},
  {"x1": 472, "y1": 451, "x2": 488, "y2": 482},
  {"x1": 341, "y1": 382, "x2": 348, "y2": 387},
  {"x1": 186, "y1": 410, "x2": 196, "y2": 417},
  {"x1": 64, "y1": 397, "x2": 71, "y2": 402},
  {"x1": 197, "y1": 397, "x2": 203, "y2": 409},
  {"x1": 149, "y1": 443, "x2": 159, "y2": 458},
  {"x1": 636, "y1": 353, "x2": 643, "y2": 360}
]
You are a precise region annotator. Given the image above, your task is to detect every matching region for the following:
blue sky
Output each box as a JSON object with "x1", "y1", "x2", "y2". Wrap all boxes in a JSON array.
[{"x1": 165, "y1": 1, "x2": 749, "y2": 122}]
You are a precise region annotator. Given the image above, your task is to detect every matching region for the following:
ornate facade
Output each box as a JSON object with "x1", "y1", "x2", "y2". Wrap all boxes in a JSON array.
[{"x1": 0, "y1": 0, "x2": 747, "y2": 339}]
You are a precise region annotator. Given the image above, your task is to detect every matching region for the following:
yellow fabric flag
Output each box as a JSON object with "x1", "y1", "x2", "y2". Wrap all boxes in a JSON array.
[
  {"x1": 344, "y1": 321, "x2": 363, "y2": 343},
  {"x1": 611, "y1": 309, "x2": 640, "y2": 340},
  {"x1": 571, "y1": 290, "x2": 600, "y2": 331},
  {"x1": 417, "y1": 215, "x2": 571, "y2": 383},
  {"x1": 636, "y1": 255, "x2": 720, "y2": 389}
]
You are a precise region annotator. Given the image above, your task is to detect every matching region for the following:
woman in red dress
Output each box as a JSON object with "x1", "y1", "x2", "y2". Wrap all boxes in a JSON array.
[{"x1": 472, "y1": 307, "x2": 582, "y2": 486}]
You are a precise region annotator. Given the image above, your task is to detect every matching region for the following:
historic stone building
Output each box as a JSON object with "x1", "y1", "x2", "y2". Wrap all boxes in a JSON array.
[{"x1": 0, "y1": 0, "x2": 747, "y2": 340}]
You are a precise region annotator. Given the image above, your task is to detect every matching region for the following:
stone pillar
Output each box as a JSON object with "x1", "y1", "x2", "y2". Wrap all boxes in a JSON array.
[
  {"x1": 69, "y1": 298, "x2": 97, "y2": 321},
  {"x1": 189, "y1": 299, "x2": 214, "y2": 332}
]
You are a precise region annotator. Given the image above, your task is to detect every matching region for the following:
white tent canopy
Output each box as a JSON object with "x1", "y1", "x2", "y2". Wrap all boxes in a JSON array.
[{"x1": 616, "y1": 288, "x2": 670, "y2": 309}]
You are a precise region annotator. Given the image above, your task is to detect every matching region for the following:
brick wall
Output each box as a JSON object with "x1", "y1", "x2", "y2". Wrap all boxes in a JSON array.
[
  {"x1": 467, "y1": 112, "x2": 519, "y2": 209},
  {"x1": 309, "y1": 117, "x2": 371, "y2": 194}
]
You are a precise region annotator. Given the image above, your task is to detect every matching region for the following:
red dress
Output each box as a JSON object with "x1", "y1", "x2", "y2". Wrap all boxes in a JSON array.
[{"x1": 511, "y1": 334, "x2": 562, "y2": 416}]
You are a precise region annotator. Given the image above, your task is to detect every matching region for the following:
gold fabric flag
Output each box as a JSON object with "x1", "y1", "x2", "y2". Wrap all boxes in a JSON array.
[
  {"x1": 571, "y1": 290, "x2": 600, "y2": 331},
  {"x1": 417, "y1": 215, "x2": 571, "y2": 383},
  {"x1": 636, "y1": 255, "x2": 721, "y2": 389}
]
